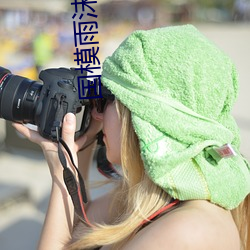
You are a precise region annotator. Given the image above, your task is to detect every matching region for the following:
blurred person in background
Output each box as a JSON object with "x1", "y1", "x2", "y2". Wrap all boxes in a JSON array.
[
  {"x1": 14, "y1": 24, "x2": 250, "y2": 250},
  {"x1": 33, "y1": 28, "x2": 56, "y2": 75},
  {"x1": 233, "y1": 0, "x2": 250, "y2": 20}
]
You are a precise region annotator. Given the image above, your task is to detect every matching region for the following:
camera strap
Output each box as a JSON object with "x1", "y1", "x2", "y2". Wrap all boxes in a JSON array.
[
  {"x1": 57, "y1": 134, "x2": 93, "y2": 227},
  {"x1": 49, "y1": 94, "x2": 92, "y2": 226}
]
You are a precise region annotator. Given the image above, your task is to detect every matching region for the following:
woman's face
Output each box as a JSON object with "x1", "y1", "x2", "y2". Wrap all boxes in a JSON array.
[{"x1": 92, "y1": 101, "x2": 122, "y2": 165}]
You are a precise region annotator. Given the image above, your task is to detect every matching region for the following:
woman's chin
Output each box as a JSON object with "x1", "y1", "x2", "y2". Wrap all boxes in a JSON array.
[{"x1": 106, "y1": 152, "x2": 121, "y2": 166}]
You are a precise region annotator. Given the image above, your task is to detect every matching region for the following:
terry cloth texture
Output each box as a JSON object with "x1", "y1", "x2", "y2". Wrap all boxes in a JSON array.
[{"x1": 101, "y1": 24, "x2": 250, "y2": 209}]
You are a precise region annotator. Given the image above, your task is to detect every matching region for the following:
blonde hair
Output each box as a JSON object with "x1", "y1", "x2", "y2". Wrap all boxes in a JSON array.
[
  {"x1": 70, "y1": 101, "x2": 250, "y2": 250},
  {"x1": 69, "y1": 101, "x2": 171, "y2": 249}
]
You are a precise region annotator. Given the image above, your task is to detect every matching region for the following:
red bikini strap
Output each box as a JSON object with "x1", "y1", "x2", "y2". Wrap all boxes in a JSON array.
[{"x1": 140, "y1": 199, "x2": 180, "y2": 227}]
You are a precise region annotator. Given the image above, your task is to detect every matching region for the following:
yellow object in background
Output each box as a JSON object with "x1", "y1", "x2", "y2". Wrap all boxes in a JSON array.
[{"x1": 16, "y1": 66, "x2": 38, "y2": 81}]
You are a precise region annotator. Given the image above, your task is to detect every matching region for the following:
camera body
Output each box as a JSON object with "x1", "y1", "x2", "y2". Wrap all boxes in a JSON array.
[
  {"x1": 0, "y1": 67, "x2": 91, "y2": 141},
  {"x1": 36, "y1": 68, "x2": 90, "y2": 141}
]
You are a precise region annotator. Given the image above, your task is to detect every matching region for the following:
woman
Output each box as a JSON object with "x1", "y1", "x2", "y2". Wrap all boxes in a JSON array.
[{"x1": 14, "y1": 24, "x2": 250, "y2": 249}]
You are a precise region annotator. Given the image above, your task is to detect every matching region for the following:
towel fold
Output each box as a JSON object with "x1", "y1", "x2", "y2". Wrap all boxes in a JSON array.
[{"x1": 101, "y1": 24, "x2": 250, "y2": 209}]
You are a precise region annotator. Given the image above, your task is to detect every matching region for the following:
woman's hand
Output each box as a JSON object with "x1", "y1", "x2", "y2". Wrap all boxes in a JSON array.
[
  {"x1": 13, "y1": 113, "x2": 80, "y2": 152},
  {"x1": 13, "y1": 111, "x2": 102, "y2": 151},
  {"x1": 74, "y1": 112, "x2": 103, "y2": 152},
  {"x1": 12, "y1": 111, "x2": 102, "y2": 176},
  {"x1": 13, "y1": 113, "x2": 79, "y2": 178}
]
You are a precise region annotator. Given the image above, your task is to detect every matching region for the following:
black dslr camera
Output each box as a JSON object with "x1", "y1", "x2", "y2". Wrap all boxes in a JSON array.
[{"x1": 0, "y1": 66, "x2": 92, "y2": 141}]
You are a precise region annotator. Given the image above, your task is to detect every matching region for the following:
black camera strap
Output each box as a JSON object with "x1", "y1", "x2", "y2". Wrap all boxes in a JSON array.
[
  {"x1": 50, "y1": 94, "x2": 92, "y2": 226},
  {"x1": 57, "y1": 135, "x2": 93, "y2": 226}
]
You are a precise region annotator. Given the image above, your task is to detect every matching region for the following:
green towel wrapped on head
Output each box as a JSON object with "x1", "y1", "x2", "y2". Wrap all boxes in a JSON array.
[{"x1": 101, "y1": 24, "x2": 250, "y2": 209}]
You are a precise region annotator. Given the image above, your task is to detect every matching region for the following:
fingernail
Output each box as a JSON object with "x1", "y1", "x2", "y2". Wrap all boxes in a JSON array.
[{"x1": 65, "y1": 113, "x2": 75, "y2": 124}]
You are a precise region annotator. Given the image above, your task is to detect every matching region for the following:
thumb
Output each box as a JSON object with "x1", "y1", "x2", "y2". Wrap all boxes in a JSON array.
[{"x1": 62, "y1": 113, "x2": 76, "y2": 149}]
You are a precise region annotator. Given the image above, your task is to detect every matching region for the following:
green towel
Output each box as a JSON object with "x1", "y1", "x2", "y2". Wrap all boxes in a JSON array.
[{"x1": 101, "y1": 24, "x2": 250, "y2": 209}]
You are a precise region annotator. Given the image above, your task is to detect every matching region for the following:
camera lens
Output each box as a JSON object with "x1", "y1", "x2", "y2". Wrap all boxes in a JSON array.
[{"x1": 0, "y1": 66, "x2": 42, "y2": 124}]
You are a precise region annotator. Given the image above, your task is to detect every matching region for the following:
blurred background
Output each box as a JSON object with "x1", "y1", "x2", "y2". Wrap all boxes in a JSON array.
[{"x1": 0, "y1": 0, "x2": 249, "y2": 249}]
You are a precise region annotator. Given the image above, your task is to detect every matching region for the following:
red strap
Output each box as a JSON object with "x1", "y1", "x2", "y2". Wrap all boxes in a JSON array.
[{"x1": 140, "y1": 199, "x2": 180, "y2": 226}]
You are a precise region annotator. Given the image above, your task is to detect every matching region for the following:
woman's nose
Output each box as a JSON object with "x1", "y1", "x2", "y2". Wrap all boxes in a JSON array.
[{"x1": 91, "y1": 107, "x2": 103, "y2": 121}]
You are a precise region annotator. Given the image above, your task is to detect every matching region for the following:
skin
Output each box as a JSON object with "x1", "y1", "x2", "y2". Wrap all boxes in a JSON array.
[
  {"x1": 122, "y1": 200, "x2": 240, "y2": 250},
  {"x1": 13, "y1": 103, "x2": 241, "y2": 250},
  {"x1": 93, "y1": 100, "x2": 122, "y2": 165}
]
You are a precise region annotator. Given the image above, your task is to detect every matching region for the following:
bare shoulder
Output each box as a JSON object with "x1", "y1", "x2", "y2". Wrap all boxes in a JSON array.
[{"x1": 123, "y1": 200, "x2": 240, "y2": 250}]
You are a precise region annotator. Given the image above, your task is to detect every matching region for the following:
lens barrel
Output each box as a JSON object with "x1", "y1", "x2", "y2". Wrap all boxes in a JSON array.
[
  {"x1": 0, "y1": 67, "x2": 42, "y2": 123},
  {"x1": 0, "y1": 67, "x2": 11, "y2": 80}
]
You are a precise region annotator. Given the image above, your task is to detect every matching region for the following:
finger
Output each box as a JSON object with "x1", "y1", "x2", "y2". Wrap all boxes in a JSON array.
[
  {"x1": 87, "y1": 118, "x2": 103, "y2": 136},
  {"x1": 13, "y1": 122, "x2": 58, "y2": 152},
  {"x1": 74, "y1": 117, "x2": 102, "y2": 151},
  {"x1": 62, "y1": 113, "x2": 76, "y2": 149},
  {"x1": 12, "y1": 123, "x2": 42, "y2": 144},
  {"x1": 84, "y1": 110, "x2": 103, "y2": 139}
]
